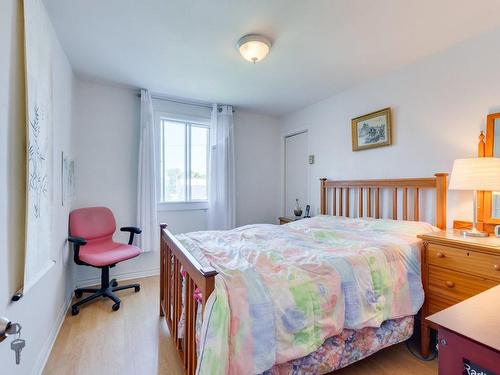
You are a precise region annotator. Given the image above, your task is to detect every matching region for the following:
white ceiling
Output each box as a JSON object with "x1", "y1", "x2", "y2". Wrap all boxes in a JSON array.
[{"x1": 43, "y1": 0, "x2": 500, "y2": 116}]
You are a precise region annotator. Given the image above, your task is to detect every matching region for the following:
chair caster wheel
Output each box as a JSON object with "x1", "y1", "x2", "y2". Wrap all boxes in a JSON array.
[
  {"x1": 111, "y1": 281, "x2": 118, "y2": 287},
  {"x1": 75, "y1": 290, "x2": 83, "y2": 298},
  {"x1": 134, "y1": 286, "x2": 140, "y2": 292},
  {"x1": 72, "y1": 306, "x2": 80, "y2": 316},
  {"x1": 112, "y1": 303, "x2": 120, "y2": 311}
]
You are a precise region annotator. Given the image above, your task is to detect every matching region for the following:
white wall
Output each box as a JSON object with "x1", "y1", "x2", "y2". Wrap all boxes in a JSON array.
[
  {"x1": 72, "y1": 80, "x2": 152, "y2": 285},
  {"x1": 234, "y1": 110, "x2": 281, "y2": 226},
  {"x1": 0, "y1": 1, "x2": 76, "y2": 374},
  {"x1": 73, "y1": 80, "x2": 282, "y2": 285},
  {"x1": 280, "y1": 27, "x2": 500, "y2": 227}
]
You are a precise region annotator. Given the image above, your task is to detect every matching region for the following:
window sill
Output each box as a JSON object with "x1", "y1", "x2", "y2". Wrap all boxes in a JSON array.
[{"x1": 157, "y1": 201, "x2": 209, "y2": 212}]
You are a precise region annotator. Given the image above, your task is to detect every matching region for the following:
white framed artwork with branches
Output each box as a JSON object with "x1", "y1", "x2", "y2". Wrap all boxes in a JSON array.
[{"x1": 23, "y1": 0, "x2": 56, "y2": 293}]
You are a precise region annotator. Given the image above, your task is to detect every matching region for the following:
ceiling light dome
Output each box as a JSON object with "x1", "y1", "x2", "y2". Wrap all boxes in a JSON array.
[{"x1": 237, "y1": 34, "x2": 271, "y2": 63}]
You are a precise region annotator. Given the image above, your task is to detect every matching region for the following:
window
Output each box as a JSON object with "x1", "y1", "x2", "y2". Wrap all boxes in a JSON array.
[{"x1": 159, "y1": 117, "x2": 209, "y2": 205}]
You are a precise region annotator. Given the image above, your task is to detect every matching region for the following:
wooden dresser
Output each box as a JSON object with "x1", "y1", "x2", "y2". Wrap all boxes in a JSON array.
[
  {"x1": 279, "y1": 216, "x2": 302, "y2": 225},
  {"x1": 418, "y1": 230, "x2": 500, "y2": 357}
]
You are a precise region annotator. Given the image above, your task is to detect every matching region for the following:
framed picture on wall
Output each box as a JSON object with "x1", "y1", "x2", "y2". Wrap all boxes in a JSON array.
[
  {"x1": 61, "y1": 151, "x2": 75, "y2": 206},
  {"x1": 351, "y1": 107, "x2": 392, "y2": 151}
]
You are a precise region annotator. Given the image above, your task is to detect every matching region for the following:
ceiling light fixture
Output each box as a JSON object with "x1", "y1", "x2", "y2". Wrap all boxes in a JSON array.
[{"x1": 236, "y1": 34, "x2": 271, "y2": 63}]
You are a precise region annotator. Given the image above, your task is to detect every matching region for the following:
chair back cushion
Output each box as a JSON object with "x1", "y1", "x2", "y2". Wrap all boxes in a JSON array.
[{"x1": 69, "y1": 207, "x2": 116, "y2": 241}]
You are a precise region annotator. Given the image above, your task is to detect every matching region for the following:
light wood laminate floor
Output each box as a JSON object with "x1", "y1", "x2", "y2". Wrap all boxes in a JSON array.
[{"x1": 44, "y1": 276, "x2": 437, "y2": 375}]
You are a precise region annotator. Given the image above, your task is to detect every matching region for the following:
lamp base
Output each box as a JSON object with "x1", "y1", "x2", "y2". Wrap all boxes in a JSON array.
[
  {"x1": 460, "y1": 229, "x2": 488, "y2": 238},
  {"x1": 459, "y1": 192, "x2": 489, "y2": 238}
]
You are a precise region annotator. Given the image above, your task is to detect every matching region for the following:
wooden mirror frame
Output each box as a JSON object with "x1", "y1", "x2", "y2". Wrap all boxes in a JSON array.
[{"x1": 477, "y1": 112, "x2": 500, "y2": 233}]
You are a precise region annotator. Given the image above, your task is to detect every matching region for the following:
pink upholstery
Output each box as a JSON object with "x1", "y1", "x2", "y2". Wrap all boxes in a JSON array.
[
  {"x1": 70, "y1": 207, "x2": 116, "y2": 240},
  {"x1": 69, "y1": 207, "x2": 142, "y2": 267}
]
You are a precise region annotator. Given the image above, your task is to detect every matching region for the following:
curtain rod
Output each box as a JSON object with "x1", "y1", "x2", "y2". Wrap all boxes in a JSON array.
[{"x1": 137, "y1": 92, "x2": 234, "y2": 112}]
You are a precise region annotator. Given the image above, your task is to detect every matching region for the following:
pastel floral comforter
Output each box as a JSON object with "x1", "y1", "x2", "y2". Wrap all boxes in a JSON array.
[{"x1": 176, "y1": 216, "x2": 438, "y2": 375}]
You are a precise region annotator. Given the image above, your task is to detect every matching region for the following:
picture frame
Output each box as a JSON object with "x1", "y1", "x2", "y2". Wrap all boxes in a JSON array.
[
  {"x1": 351, "y1": 107, "x2": 392, "y2": 151},
  {"x1": 61, "y1": 151, "x2": 75, "y2": 206}
]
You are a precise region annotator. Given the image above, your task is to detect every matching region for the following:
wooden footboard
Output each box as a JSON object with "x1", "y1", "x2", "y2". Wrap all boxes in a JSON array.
[{"x1": 159, "y1": 223, "x2": 217, "y2": 375}]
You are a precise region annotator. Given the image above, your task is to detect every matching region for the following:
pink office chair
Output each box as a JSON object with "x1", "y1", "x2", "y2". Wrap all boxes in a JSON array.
[{"x1": 68, "y1": 207, "x2": 143, "y2": 315}]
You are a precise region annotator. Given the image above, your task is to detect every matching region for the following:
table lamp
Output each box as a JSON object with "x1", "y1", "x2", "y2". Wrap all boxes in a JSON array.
[{"x1": 449, "y1": 157, "x2": 500, "y2": 237}]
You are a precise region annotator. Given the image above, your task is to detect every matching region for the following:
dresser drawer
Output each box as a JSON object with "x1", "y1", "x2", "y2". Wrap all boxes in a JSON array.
[
  {"x1": 427, "y1": 243, "x2": 500, "y2": 282},
  {"x1": 428, "y1": 265, "x2": 497, "y2": 302},
  {"x1": 427, "y1": 296, "x2": 456, "y2": 315}
]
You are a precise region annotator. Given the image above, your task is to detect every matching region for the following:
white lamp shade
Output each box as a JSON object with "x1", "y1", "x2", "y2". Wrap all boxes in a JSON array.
[
  {"x1": 449, "y1": 157, "x2": 500, "y2": 191},
  {"x1": 237, "y1": 35, "x2": 271, "y2": 63}
]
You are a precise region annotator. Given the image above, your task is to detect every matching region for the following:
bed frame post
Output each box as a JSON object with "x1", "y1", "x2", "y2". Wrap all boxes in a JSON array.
[
  {"x1": 160, "y1": 224, "x2": 218, "y2": 375},
  {"x1": 160, "y1": 223, "x2": 167, "y2": 317},
  {"x1": 434, "y1": 173, "x2": 448, "y2": 230},
  {"x1": 320, "y1": 178, "x2": 327, "y2": 215}
]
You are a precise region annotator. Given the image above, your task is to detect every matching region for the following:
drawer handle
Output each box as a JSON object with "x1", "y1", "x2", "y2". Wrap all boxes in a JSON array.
[
  {"x1": 494, "y1": 264, "x2": 500, "y2": 271},
  {"x1": 445, "y1": 281, "x2": 455, "y2": 288},
  {"x1": 436, "y1": 252, "x2": 444, "y2": 258}
]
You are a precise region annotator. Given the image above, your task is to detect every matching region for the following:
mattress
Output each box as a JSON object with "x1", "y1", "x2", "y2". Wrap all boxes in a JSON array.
[{"x1": 262, "y1": 316, "x2": 414, "y2": 375}]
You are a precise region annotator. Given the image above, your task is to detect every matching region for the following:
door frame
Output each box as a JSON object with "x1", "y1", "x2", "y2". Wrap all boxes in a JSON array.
[{"x1": 283, "y1": 129, "x2": 310, "y2": 217}]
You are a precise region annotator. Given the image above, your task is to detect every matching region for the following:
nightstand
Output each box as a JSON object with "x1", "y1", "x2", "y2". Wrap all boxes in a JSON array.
[
  {"x1": 417, "y1": 230, "x2": 500, "y2": 357},
  {"x1": 278, "y1": 216, "x2": 301, "y2": 225},
  {"x1": 427, "y1": 285, "x2": 500, "y2": 375}
]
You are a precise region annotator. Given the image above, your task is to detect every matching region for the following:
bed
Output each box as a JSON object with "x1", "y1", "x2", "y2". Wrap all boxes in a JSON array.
[{"x1": 159, "y1": 174, "x2": 448, "y2": 375}]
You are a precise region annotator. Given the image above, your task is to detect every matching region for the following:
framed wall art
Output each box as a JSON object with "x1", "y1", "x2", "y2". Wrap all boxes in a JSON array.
[
  {"x1": 351, "y1": 107, "x2": 392, "y2": 151},
  {"x1": 23, "y1": 0, "x2": 56, "y2": 293}
]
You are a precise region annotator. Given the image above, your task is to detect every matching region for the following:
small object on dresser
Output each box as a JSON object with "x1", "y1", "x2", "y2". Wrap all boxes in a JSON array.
[
  {"x1": 294, "y1": 198, "x2": 303, "y2": 217},
  {"x1": 304, "y1": 205, "x2": 311, "y2": 218},
  {"x1": 495, "y1": 225, "x2": 500, "y2": 237}
]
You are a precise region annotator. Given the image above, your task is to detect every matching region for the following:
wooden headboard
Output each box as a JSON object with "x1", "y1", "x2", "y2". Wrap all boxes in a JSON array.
[{"x1": 320, "y1": 173, "x2": 448, "y2": 229}]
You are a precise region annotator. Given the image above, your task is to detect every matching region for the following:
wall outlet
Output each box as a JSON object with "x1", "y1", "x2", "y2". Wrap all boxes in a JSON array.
[{"x1": 308, "y1": 154, "x2": 315, "y2": 164}]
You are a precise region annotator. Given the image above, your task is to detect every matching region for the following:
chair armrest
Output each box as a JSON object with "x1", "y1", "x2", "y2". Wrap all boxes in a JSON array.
[
  {"x1": 68, "y1": 236, "x2": 87, "y2": 246},
  {"x1": 120, "y1": 226, "x2": 142, "y2": 234},
  {"x1": 68, "y1": 236, "x2": 87, "y2": 264},
  {"x1": 120, "y1": 226, "x2": 142, "y2": 245}
]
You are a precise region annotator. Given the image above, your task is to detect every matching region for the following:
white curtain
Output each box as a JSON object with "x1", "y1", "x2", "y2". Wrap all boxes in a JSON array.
[
  {"x1": 207, "y1": 104, "x2": 235, "y2": 230},
  {"x1": 137, "y1": 89, "x2": 158, "y2": 251}
]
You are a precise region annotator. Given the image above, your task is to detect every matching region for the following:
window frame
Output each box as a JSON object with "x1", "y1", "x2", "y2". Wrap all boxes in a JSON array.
[{"x1": 155, "y1": 111, "x2": 210, "y2": 211}]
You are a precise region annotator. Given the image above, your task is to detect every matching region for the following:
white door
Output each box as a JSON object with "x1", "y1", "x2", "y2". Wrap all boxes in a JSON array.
[{"x1": 285, "y1": 131, "x2": 308, "y2": 218}]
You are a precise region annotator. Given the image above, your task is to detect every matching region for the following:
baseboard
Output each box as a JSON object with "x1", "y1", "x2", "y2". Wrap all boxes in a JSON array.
[
  {"x1": 31, "y1": 290, "x2": 73, "y2": 375},
  {"x1": 75, "y1": 267, "x2": 160, "y2": 288}
]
